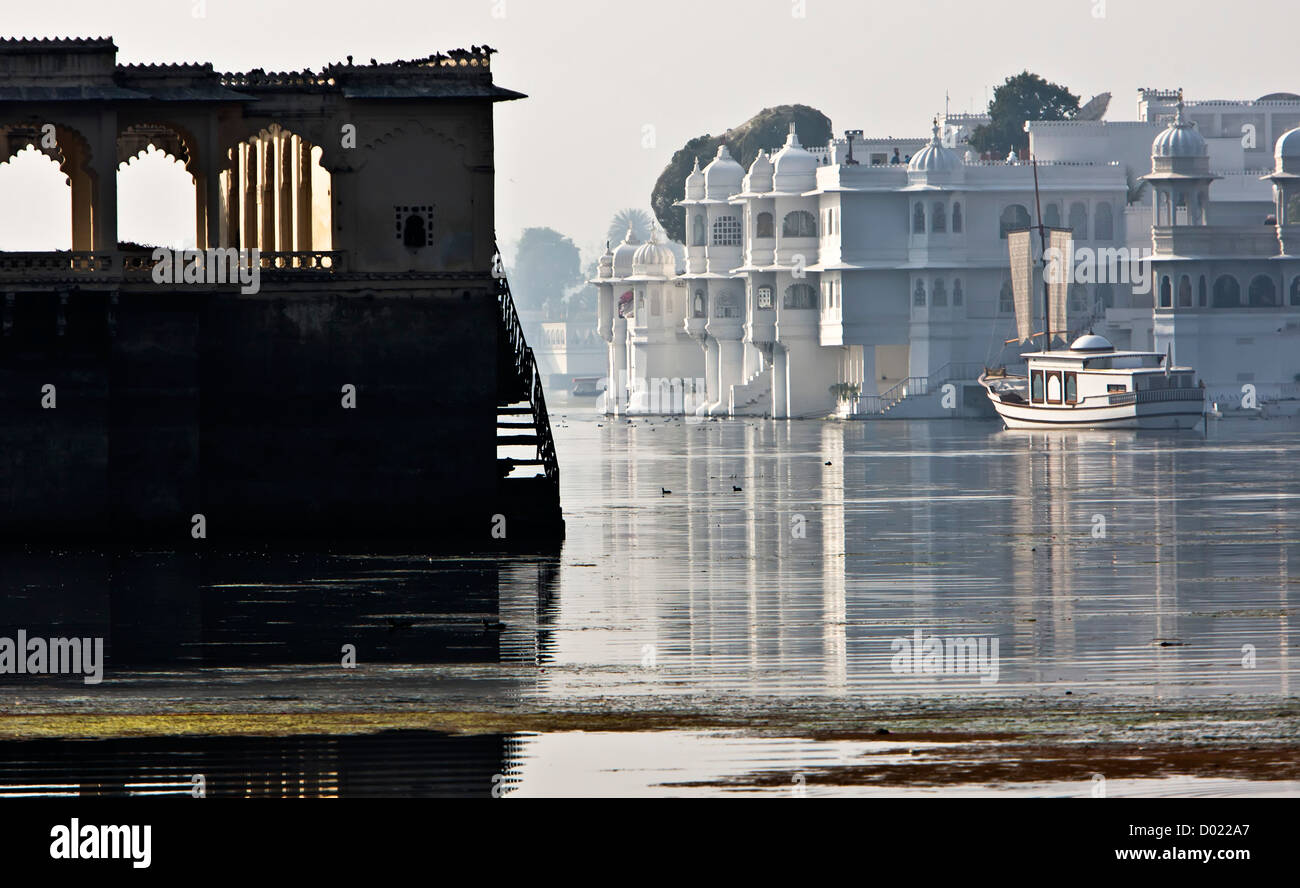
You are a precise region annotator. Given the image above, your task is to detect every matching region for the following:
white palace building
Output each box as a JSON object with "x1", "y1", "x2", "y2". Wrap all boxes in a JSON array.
[{"x1": 594, "y1": 89, "x2": 1300, "y2": 417}]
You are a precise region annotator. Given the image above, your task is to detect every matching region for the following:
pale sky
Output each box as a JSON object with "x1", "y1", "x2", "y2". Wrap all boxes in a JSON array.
[{"x1": 1, "y1": 0, "x2": 1296, "y2": 263}]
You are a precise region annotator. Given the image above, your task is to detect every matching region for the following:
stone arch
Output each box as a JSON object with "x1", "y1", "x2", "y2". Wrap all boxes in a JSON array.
[
  {"x1": 1212, "y1": 274, "x2": 1241, "y2": 307},
  {"x1": 1248, "y1": 274, "x2": 1277, "y2": 307},
  {"x1": 1000, "y1": 204, "x2": 1030, "y2": 238}
]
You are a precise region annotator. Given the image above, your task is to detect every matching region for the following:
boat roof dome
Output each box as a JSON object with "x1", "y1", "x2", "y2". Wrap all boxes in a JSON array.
[{"x1": 1070, "y1": 333, "x2": 1114, "y2": 352}]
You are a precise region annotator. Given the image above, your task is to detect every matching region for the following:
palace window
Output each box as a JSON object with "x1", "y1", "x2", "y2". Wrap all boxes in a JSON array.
[
  {"x1": 715, "y1": 291, "x2": 739, "y2": 318},
  {"x1": 756, "y1": 212, "x2": 774, "y2": 238},
  {"x1": 712, "y1": 216, "x2": 741, "y2": 246},
  {"x1": 1000, "y1": 204, "x2": 1030, "y2": 238},
  {"x1": 932, "y1": 278, "x2": 947, "y2": 306},
  {"x1": 784, "y1": 283, "x2": 817, "y2": 309},
  {"x1": 757, "y1": 285, "x2": 773, "y2": 309},
  {"x1": 932, "y1": 202, "x2": 947, "y2": 233},
  {"x1": 1198, "y1": 275, "x2": 1208, "y2": 307},
  {"x1": 1213, "y1": 275, "x2": 1241, "y2": 307},
  {"x1": 1094, "y1": 202, "x2": 1114, "y2": 240},
  {"x1": 1248, "y1": 274, "x2": 1278, "y2": 307},
  {"x1": 783, "y1": 210, "x2": 817, "y2": 238},
  {"x1": 1178, "y1": 275, "x2": 1192, "y2": 307},
  {"x1": 999, "y1": 279, "x2": 1014, "y2": 314},
  {"x1": 952, "y1": 279, "x2": 963, "y2": 306},
  {"x1": 951, "y1": 202, "x2": 962, "y2": 233},
  {"x1": 1159, "y1": 276, "x2": 1172, "y2": 308},
  {"x1": 1043, "y1": 203, "x2": 1061, "y2": 229},
  {"x1": 396, "y1": 205, "x2": 435, "y2": 247},
  {"x1": 692, "y1": 214, "x2": 706, "y2": 246},
  {"x1": 1068, "y1": 202, "x2": 1088, "y2": 239},
  {"x1": 914, "y1": 279, "x2": 927, "y2": 307},
  {"x1": 913, "y1": 202, "x2": 926, "y2": 234}
]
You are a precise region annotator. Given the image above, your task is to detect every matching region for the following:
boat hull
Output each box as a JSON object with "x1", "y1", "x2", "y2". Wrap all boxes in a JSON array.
[{"x1": 980, "y1": 377, "x2": 1204, "y2": 430}]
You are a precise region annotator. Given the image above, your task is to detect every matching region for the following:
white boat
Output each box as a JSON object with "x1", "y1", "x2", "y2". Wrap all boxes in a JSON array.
[
  {"x1": 979, "y1": 156, "x2": 1204, "y2": 431},
  {"x1": 980, "y1": 333, "x2": 1206, "y2": 430}
]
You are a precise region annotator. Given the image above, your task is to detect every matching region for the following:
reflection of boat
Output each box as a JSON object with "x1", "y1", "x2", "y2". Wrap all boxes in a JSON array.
[
  {"x1": 571, "y1": 376, "x2": 604, "y2": 397},
  {"x1": 980, "y1": 334, "x2": 1205, "y2": 429}
]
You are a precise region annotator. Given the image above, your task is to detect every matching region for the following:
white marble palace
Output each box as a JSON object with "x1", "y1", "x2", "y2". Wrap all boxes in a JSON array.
[{"x1": 594, "y1": 89, "x2": 1300, "y2": 417}]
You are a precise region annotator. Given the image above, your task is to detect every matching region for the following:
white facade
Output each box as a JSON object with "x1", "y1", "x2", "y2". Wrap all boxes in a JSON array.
[{"x1": 596, "y1": 89, "x2": 1299, "y2": 417}]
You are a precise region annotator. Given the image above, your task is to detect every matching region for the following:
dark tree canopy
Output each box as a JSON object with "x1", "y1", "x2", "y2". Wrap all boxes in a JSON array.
[
  {"x1": 650, "y1": 104, "x2": 833, "y2": 243},
  {"x1": 969, "y1": 72, "x2": 1080, "y2": 158},
  {"x1": 508, "y1": 227, "x2": 583, "y2": 316}
]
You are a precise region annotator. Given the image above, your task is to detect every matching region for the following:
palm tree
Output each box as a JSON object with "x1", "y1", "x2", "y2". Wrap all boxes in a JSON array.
[{"x1": 608, "y1": 208, "x2": 652, "y2": 244}]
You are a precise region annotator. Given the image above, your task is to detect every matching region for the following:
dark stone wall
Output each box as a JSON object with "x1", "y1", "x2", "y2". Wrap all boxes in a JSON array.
[{"x1": 0, "y1": 286, "x2": 498, "y2": 544}]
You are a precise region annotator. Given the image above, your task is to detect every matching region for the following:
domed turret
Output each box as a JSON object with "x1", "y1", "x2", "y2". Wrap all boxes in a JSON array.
[
  {"x1": 908, "y1": 119, "x2": 961, "y2": 175},
  {"x1": 631, "y1": 225, "x2": 676, "y2": 277},
  {"x1": 1152, "y1": 93, "x2": 1207, "y2": 158},
  {"x1": 597, "y1": 241, "x2": 614, "y2": 279},
  {"x1": 703, "y1": 144, "x2": 743, "y2": 199},
  {"x1": 684, "y1": 156, "x2": 705, "y2": 201},
  {"x1": 611, "y1": 224, "x2": 642, "y2": 278},
  {"x1": 744, "y1": 150, "x2": 774, "y2": 194},
  {"x1": 771, "y1": 123, "x2": 817, "y2": 192},
  {"x1": 1275, "y1": 126, "x2": 1300, "y2": 175}
]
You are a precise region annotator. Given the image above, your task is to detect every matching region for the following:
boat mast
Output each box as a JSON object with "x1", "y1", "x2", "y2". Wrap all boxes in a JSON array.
[{"x1": 1031, "y1": 155, "x2": 1050, "y2": 352}]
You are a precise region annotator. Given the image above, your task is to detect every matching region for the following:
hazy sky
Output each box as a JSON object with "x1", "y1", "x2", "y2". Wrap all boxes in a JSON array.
[{"x1": 1, "y1": 0, "x2": 1296, "y2": 263}]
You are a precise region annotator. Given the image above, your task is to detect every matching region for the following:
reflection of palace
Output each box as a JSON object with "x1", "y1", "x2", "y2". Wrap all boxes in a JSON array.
[{"x1": 595, "y1": 91, "x2": 1300, "y2": 417}]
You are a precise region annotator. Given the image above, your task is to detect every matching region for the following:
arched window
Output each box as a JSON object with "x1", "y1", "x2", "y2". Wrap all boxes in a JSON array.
[
  {"x1": 1287, "y1": 193, "x2": 1300, "y2": 226},
  {"x1": 1248, "y1": 274, "x2": 1278, "y2": 307},
  {"x1": 756, "y1": 285, "x2": 773, "y2": 309},
  {"x1": 1094, "y1": 202, "x2": 1114, "y2": 240},
  {"x1": 932, "y1": 202, "x2": 947, "y2": 233},
  {"x1": 1043, "y1": 203, "x2": 1061, "y2": 229},
  {"x1": 951, "y1": 202, "x2": 963, "y2": 233},
  {"x1": 1212, "y1": 275, "x2": 1241, "y2": 307},
  {"x1": 1096, "y1": 283, "x2": 1114, "y2": 311},
  {"x1": 1198, "y1": 275, "x2": 1208, "y2": 306},
  {"x1": 914, "y1": 279, "x2": 927, "y2": 307},
  {"x1": 714, "y1": 291, "x2": 739, "y2": 318},
  {"x1": 1159, "y1": 276, "x2": 1172, "y2": 308},
  {"x1": 403, "y1": 212, "x2": 427, "y2": 248},
  {"x1": 1068, "y1": 202, "x2": 1088, "y2": 238},
  {"x1": 782, "y1": 210, "x2": 817, "y2": 238},
  {"x1": 932, "y1": 278, "x2": 947, "y2": 306},
  {"x1": 1291, "y1": 276, "x2": 1300, "y2": 306},
  {"x1": 692, "y1": 214, "x2": 706, "y2": 247},
  {"x1": 999, "y1": 279, "x2": 1014, "y2": 314},
  {"x1": 783, "y1": 283, "x2": 817, "y2": 309},
  {"x1": 1175, "y1": 192, "x2": 1188, "y2": 225},
  {"x1": 693, "y1": 289, "x2": 706, "y2": 317},
  {"x1": 756, "y1": 211, "x2": 774, "y2": 238},
  {"x1": 1177, "y1": 275, "x2": 1192, "y2": 307},
  {"x1": 913, "y1": 202, "x2": 926, "y2": 233},
  {"x1": 952, "y1": 279, "x2": 964, "y2": 305},
  {"x1": 1000, "y1": 204, "x2": 1030, "y2": 238},
  {"x1": 711, "y1": 216, "x2": 741, "y2": 246}
]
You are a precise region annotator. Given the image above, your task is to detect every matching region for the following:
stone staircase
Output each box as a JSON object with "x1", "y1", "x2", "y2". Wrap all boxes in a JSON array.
[
  {"x1": 729, "y1": 367, "x2": 772, "y2": 416},
  {"x1": 857, "y1": 362, "x2": 987, "y2": 419}
]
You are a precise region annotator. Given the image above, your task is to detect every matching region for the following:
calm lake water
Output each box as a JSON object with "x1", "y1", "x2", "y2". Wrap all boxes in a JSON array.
[{"x1": 3, "y1": 414, "x2": 1298, "y2": 796}]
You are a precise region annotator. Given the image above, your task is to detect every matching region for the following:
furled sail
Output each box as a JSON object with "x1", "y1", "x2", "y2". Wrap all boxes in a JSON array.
[
  {"x1": 1047, "y1": 229, "x2": 1073, "y2": 344},
  {"x1": 1007, "y1": 229, "x2": 1034, "y2": 343}
]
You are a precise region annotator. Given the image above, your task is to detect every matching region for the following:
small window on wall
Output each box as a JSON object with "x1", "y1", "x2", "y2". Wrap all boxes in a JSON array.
[
  {"x1": 932, "y1": 202, "x2": 947, "y2": 233},
  {"x1": 913, "y1": 202, "x2": 926, "y2": 233},
  {"x1": 692, "y1": 215, "x2": 706, "y2": 246},
  {"x1": 783, "y1": 283, "x2": 817, "y2": 309},
  {"x1": 396, "y1": 205, "x2": 435, "y2": 247},
  {"x1": 952, "y1": 202, "x2": 962, "y2": 233},
  {"x1": 999, "y1": 279, "x2": 1014, "y2": 314},
  {"x1": 952, "y1": 279, "x2": 963, "y2": 305},
  {"x1": 1031, "y1": 370, "x2": 1044, "y2": 403},
  {"x1": 913, "y1": 280, "x2": 927, "y2": 307},
  {"x1": 712, "y1": 216, "x2": 742, "y2": 246},
  {"x1": 756, "y1": 212, "x2": 774, "y2": 238},
  {"x1": 1159, "y1": 276, "x2": 1172, "y2": 308},
  {"x1": 757, "y1": 286, "x2": 773, "y2": 309},
  {"x1": 715, "y1": 292, "x2": 739, "y2": 318},
  {"x1": 1178, "y1": 275, "x2": 1192, "y2": 307},
  {"x1": 932, "y1": 278, "x2": 947, "y2": 306}
]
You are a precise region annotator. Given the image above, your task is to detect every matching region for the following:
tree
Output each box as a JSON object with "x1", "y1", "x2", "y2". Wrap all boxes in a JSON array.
[
  {"x1": 508, "y1": 227, "x2": 583, "y2": 316},
  {"x1": 608, "y1": 208, "x2": 652, "y2": 244},
  {"x1": 650, "y1": 104, "x2": 833, "y2": 243},
  {"x1": 969, "y1": 72, "x2": 1080, "y2": 158}
]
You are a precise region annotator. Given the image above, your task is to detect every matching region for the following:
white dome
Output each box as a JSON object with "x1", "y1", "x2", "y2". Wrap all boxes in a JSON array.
[
  {"x1": 1276, "y1": 126, "x2": 1300, "y2": 173},
  {"x1": 908, "y1": 120, "x2": 961, "y2": 174},
  {"x1": 1152, "y1": 96, "x2": 1206, "y2": 158},
  {"x1": 744, "y1": 150, "x2": 773, "y2": 193},
  {"x1": 611, "y1": 225, "x2": 642, "y2": 277},
  {"x1": 771, "y1": 124, "x2": 817, "y2": 191},
  {"x1": 631, "y1": 227, "x2": 675, "y2": 275},
  {"x1": 1069, "y1": 333, "x2": 1114, "y2": 352},
  {"x1": 703, "y1": 144, "x2": 744, "y2": 199},
  {"x1": 683, "y1": 156, "x2": 705, "y2": 200}
]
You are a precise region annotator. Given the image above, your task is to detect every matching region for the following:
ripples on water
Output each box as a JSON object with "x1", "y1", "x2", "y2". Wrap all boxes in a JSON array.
[{"x1": 2, "y1": 415, "x2": 1297, "y2": 795}]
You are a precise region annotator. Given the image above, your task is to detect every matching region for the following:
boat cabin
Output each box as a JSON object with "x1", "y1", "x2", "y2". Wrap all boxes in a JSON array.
[{"x1": 1018, "y1": 334, "x2": 1197, "y2": 409}]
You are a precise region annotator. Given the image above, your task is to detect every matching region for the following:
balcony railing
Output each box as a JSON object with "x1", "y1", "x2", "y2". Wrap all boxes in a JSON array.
[{"x1": 0, "y1": 250, "x2": 346, "y2": 279}]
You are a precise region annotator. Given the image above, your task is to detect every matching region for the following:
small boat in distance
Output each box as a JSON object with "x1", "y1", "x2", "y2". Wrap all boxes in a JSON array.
[
  {"x1": 979, "y1": 156, "x2": 1203, "y2": 430},
  {"x1": 571, "y1": 376, "x2": 605, "y2": 398},
  {"x1": 980, "y1": 334, "x2": 1205, "y2": 429}
]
